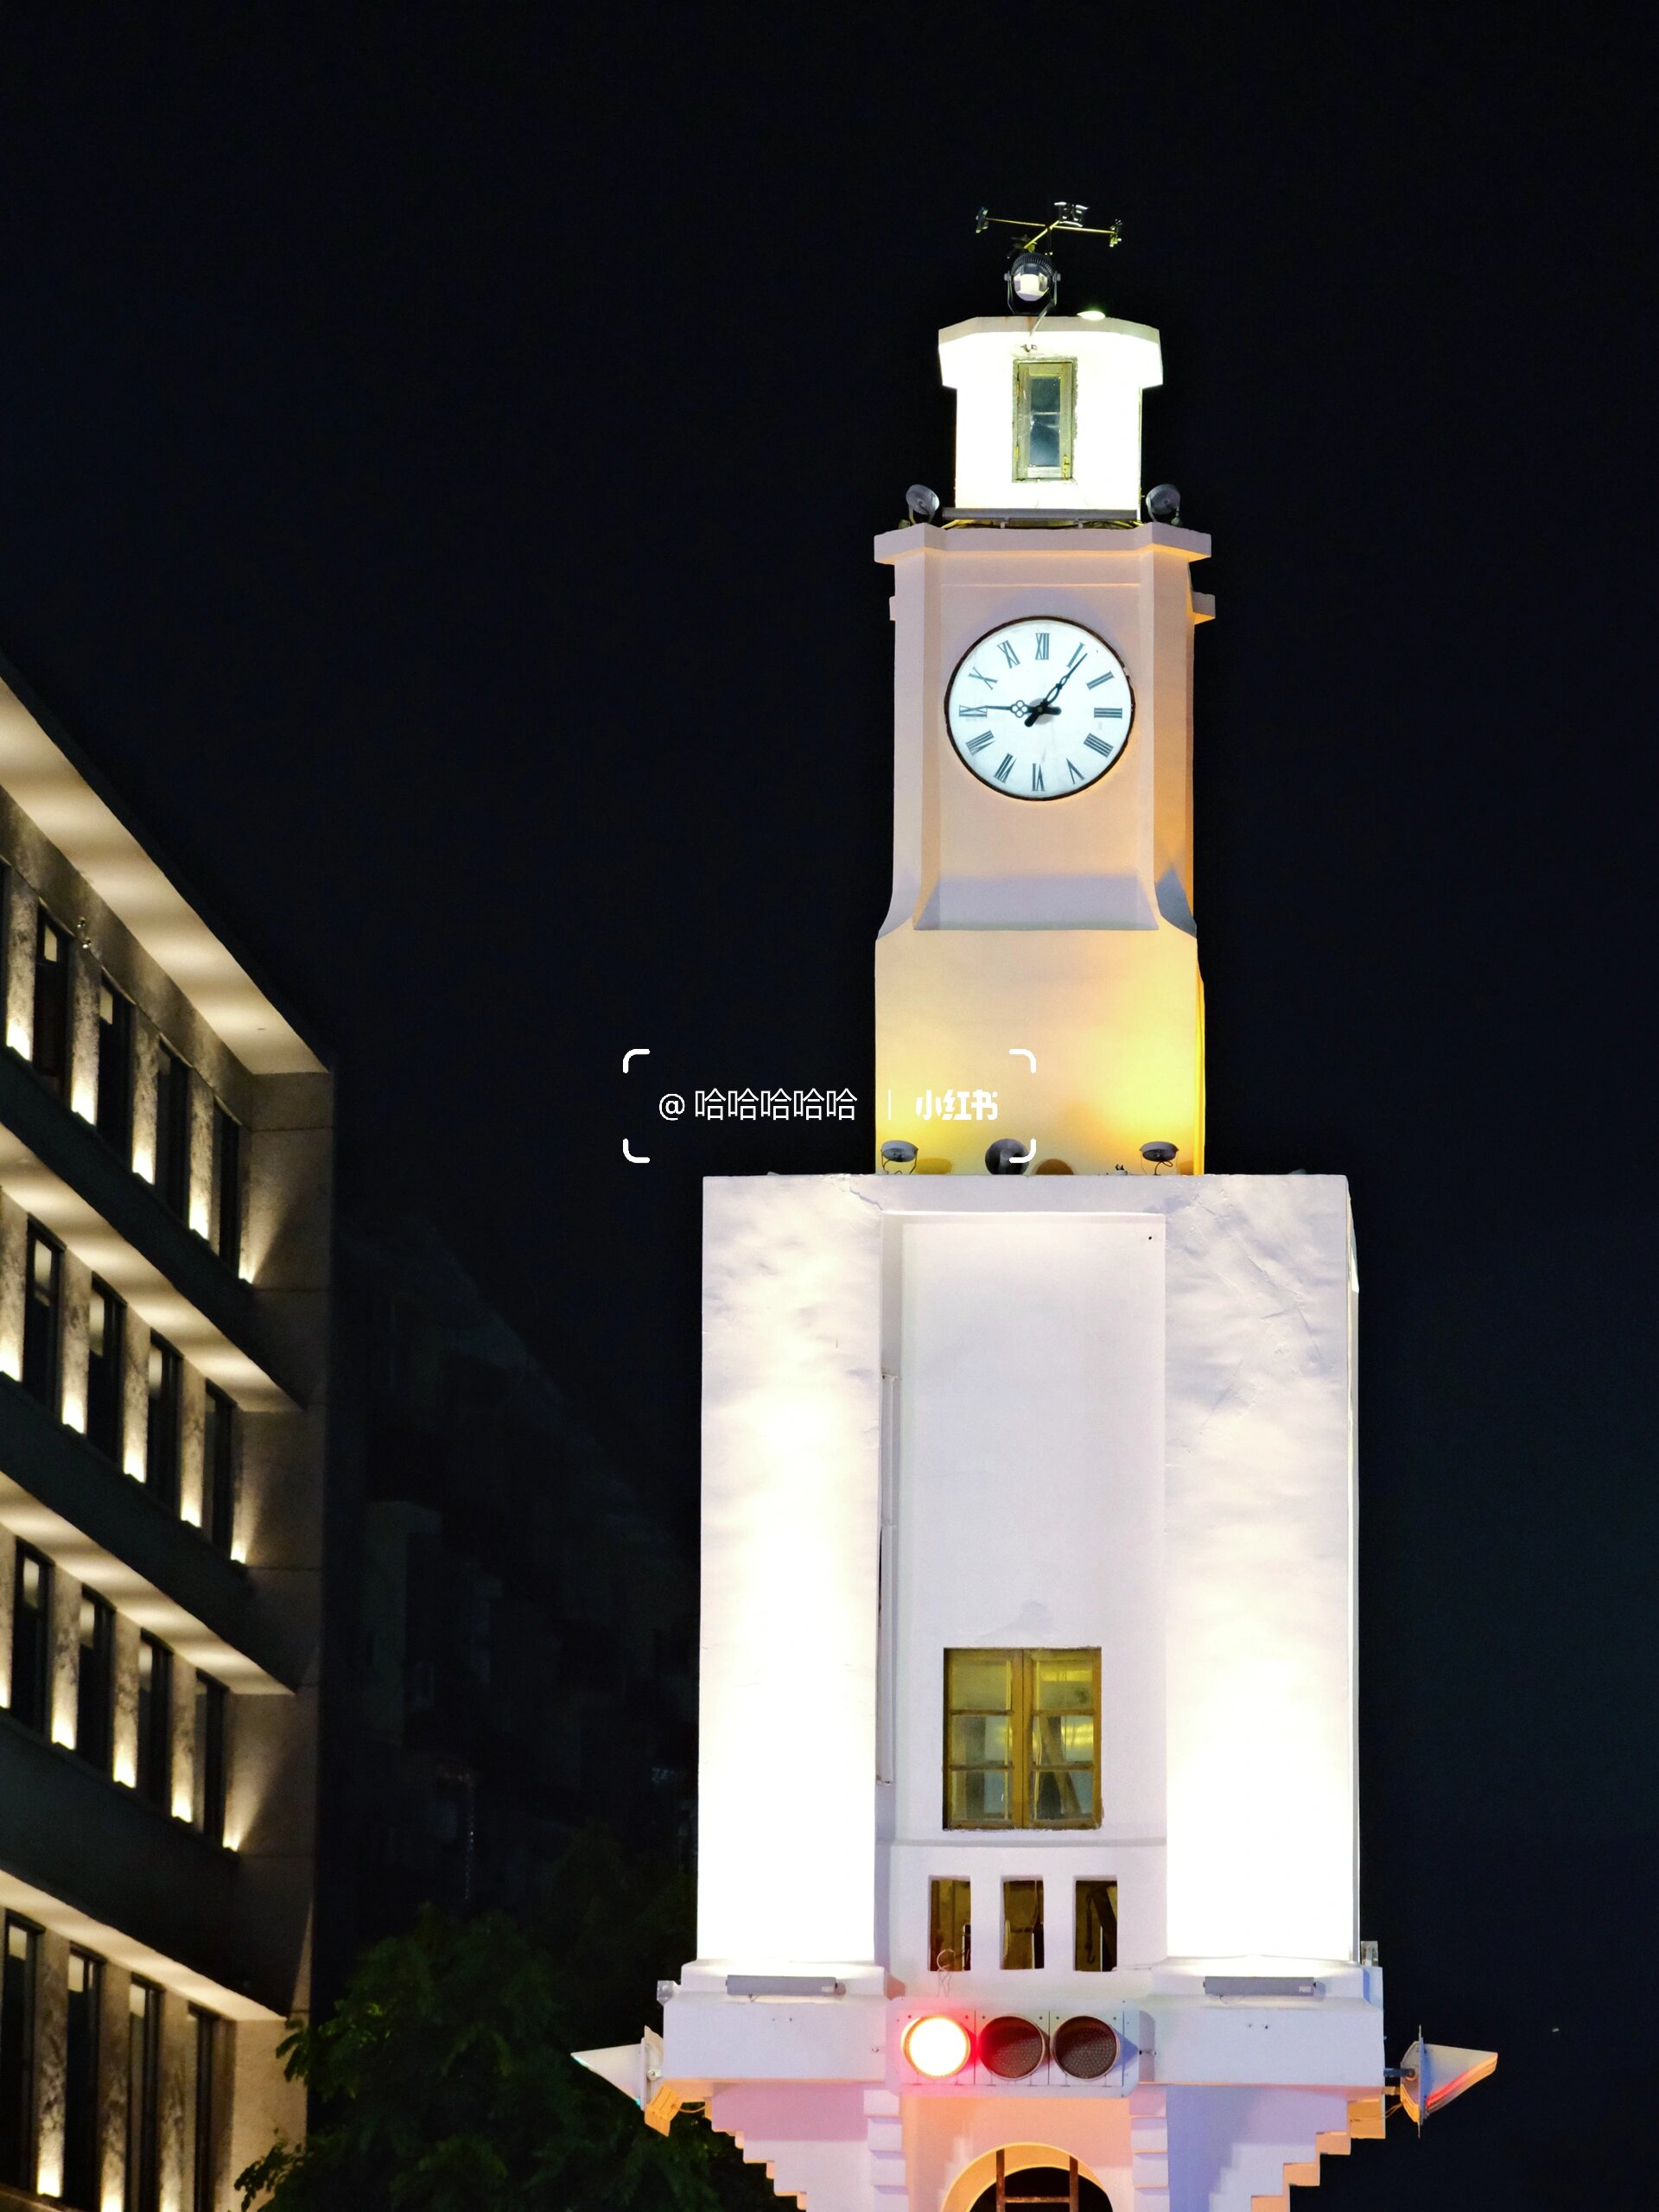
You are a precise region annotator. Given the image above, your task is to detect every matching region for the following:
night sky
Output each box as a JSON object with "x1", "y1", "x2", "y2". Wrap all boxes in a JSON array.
[{"x1": 3, "y1": 11, "x2": 1655, "y2": 2203}]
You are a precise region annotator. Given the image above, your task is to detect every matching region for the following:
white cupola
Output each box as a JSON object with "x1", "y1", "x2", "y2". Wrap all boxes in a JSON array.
[{"x1": 938, "y1": 314, "x2": 1163, "y2": 514}]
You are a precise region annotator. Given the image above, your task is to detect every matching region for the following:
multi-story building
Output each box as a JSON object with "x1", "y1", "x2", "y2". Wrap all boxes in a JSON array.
[
  {"x1": 319, "y1": 1211, "x2": 694, "y2": 1984},
  {"x1": 0, "y1": 656, "x2": 331, "y2": 2211}
]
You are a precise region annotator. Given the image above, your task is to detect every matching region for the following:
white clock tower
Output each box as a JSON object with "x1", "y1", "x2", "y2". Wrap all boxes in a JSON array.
[{"x1": 581, "y1": 232, "x2": 1493, "y2": 2210}]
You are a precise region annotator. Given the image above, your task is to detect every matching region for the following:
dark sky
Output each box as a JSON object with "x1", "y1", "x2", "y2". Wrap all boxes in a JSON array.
[{"x1": 3, "y1": 10, "x2": 1656, "y2": 2203}]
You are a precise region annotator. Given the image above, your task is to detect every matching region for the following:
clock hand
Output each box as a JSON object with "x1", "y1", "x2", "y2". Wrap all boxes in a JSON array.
[{"x1": 1022, "y1": 654, "x2": 1088, "y2": 727}]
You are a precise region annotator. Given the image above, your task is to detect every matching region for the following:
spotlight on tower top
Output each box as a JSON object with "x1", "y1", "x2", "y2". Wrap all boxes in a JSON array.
[{"x1": 976, "y1": 200, "x2": 1122, "y2": 318}]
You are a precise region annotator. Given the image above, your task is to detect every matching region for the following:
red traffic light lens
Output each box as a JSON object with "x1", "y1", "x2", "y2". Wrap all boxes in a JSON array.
[{"x1": 903, "y1": 2014, "x2": 972, "y2": 2078}]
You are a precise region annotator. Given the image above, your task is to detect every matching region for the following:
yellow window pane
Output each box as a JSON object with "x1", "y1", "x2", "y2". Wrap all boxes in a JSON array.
[
  {"x1": 1075, "y1": 1879, "x2": 1119, "y2": 1972},
  {"x1": 1001, "y1": 1878, "x2": 1044, "y2": 1969},
  {"x1": 950, "y1": 1714, "x2": 1011, "y2": 1766},
  {"x1": 947, "y1": 1769, "x2": 1011, "y2": 1825},
  {"x1": 1031, "y1": 1657, "x2": 1094, "y2": 1710},
  {"x1": 929, "y1": 1878, "x2": 972, "y2": 1972},
  {"x1": 1032, "y1": 1713, "x2": 1094, "y2": 1765},
  {"x1": 949, "y1": 1654, "x2": 1013, "y2": 1712},
  {"x1": 1033, "y1": 1768, "x2": 1095, "y2": 1822}
]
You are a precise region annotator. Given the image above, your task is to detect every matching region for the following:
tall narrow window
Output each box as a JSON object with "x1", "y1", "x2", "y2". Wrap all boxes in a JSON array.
[
  {"x1": 64, "y1": 1950, "x2": 101, "y2": 2212},
  {"x1": 76, "y1": 1592, "x2": 115, "y2": 1772},
  {"x1": 96, "y1": 976, "x2": 134, "y2": 1155},
  {"x1": 1001, "y1": 1878, "x2": 1045, "y2": 1971},
  {"x1": 8, "y1": 1549, "x2": 51, "y2": 1734},
  {"x1": 190, "y1": 2008, "x2": 222, "y2": 2212},
  {"x1": 145, "y1": 1337, "x2": 181, "y2": 1508},
  {"x1": 30, "y1": 910, "x2": 69, "y2": 1096},
  {"x1": 126, "y1": 1981, "x2": 161, "y2": 2212},
  {"x1": 201, "y1": 1384, "x2": 236, "y2": 1554},
  {"x1": 1012, "y1": 358, "x2": 1076, "y2": 481},
  {"x1": 136, "y1": 1636, "x2": 173, "y2": 1809},
  {"x1": 210, "y1": 1102, "x2": 242, "y2": 1268},
  {"x1": 1074, "y1": 1878, "x2": 1119, "y2": 1972},
  {"x1": 944, "y1": 1648, "x2": 1100, "y2": 1830},
  {"x1": 22, "y1": 1223, "x2": 62, "y2": 1410},
  {"x1": 193, "y1": 1674, "x2": 227, "y2": 1844},
  {"x1": 927, "y1": 1878, "x2": 972, "y2": 1972},
  {"x1": 0, "y1": 1918, "x2": 39, "y2": 2190},
  {"x1": 86, "y1": 1279, "x2": 126, "y2": 1460},
  {"x1": 154, "y1": 1046, "x2": 191, "y2": 1216}
]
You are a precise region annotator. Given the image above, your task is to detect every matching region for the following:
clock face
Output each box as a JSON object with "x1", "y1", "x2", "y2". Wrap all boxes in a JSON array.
[{"x1": 944, "y1": 617, "x2": 1133, "y2": 801}]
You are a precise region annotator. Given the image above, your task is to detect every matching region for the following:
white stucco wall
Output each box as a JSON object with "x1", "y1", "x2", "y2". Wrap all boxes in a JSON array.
[{"x1": 694, "y1": 1174, "x2": 1357, "y2": 1986}]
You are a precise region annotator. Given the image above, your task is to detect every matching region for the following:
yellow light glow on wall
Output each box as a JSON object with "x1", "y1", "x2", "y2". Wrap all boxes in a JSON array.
[
  {"x1": 61, "y1": 1391, "x2": 86, "y2": 1434},
  {"x1": 4, "y1": 1020, "x2": 29, "y2": 1059},
  {"x1": 112, "y1": 1750, "x2": 137, "y2": 1789}
]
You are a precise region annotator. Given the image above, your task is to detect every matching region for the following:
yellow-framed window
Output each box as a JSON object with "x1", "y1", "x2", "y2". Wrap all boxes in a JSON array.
[
  {"x1": 944, "y1": 1649, "x2": 1100, "y2": 1829},
  {"x1": 1012, "y1": 359, "x2": 1076, "y2": 481}
]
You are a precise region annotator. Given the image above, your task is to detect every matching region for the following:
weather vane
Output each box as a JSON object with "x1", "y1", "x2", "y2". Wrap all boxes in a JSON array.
[{"x1": 975, "y1": 200, "x2": 1122, "y2": 317}]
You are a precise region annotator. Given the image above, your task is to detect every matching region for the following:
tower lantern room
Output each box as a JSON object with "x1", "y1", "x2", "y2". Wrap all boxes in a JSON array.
[{"x1": 940, "y1": 315, "x2": 1163, "y2": 515}]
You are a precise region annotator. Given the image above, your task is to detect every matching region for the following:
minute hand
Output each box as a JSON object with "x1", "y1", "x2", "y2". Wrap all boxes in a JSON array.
[{"x1": 1023, "y1": 653, "x2": 1086, "y2": 726}]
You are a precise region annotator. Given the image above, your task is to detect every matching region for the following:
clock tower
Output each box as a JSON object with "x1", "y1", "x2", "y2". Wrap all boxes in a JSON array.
[
  {"x1": 579, "y1": 222, "x2": 1494, "y2": 2212},
  {"x1": 875, "y1": 314, "x2": 1211, "y2": 1178}
]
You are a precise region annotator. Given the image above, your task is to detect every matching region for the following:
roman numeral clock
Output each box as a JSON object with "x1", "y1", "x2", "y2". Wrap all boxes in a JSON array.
[{"x1": 874, "y1": 308, "x2": 1210, "y2": 1177}]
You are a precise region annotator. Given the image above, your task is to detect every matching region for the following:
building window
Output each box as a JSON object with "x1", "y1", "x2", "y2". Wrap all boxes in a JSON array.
[
  {"x1": 76, "y1": 1592, "x2": 115, "y2": 1772},
  {"x1": 1075, "y1": 1878, "x2": 1119, "y2": 1972},
  {"x1": 22, "y1": 1223, "x2": 62, "y2": 1411},
  {"x1": 30, "y1": 910, "x2": 70, "y2": 1096},
  {"x1": 8, "y1": 1549, "x2": 51, "y2": 1734},
  {"x1": 136, "y1": 1636, "x2": 173, "y2": 1808},
  {"x1": 193, "y1": 1674, "x2": 227, "y2": 1843},
  {"x1": 1012, "y1": 358, "x2": 1076, "y2": 481},
  {"x1": 944, "y1": 1648, "x2": 1100, "y2": 1829},
  {"x1": 154, "y1": 1045, "x2": 191, "y2": 1215},
  {"x1": 96, "y1": 976, "x2": 134, "y2": 1155},
  {"x1": 0, "y1": 1917, "x2": 39, "y2": 2190},
  {"x1": 64, "y1": 1950, "x2": 101, "y2": 2212},
  {"x1": 928, "y1": 1878, "x2": 971, "y2": 1972},
  {"x1": 87, "y1": 1279, "x2": 126, "y2": 1459},
  {"x1": 190, "y1": 2008, "x2": 222, "y2": 2212},
  {"x1": 145, "y1": 1337, "x2": 182, "y2": 1508},
  {"x1": 201, "y1": 1384, "x2": 236, "y2": 1554},
  {"x1": 210, "y1": 1102, "x2": 241, "y2": 1268},
  {"x1": 1001, "y1": 1878, "x2": 1044, "y2": 1971},
  {"x1": 126, "y1": 1980, "x2": 161, "y2": 2212}
]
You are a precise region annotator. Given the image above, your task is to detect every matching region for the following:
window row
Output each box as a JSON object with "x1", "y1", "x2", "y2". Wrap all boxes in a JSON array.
[
  {"x1": 0, "y1": 1913, "x2": 226, "y2": 2211},
  {"x1": 17, "y1": 1216, "x2": 238, "y2": 1550},
  {"x1": 928, "y1": 1875, "x2": 1119, "y2": 1974},
  {"x1": 5, "y1": 868, "x2": 244, "y2": 1268},
  {"x1": 6, "y1": 1543, "x2": 228, "y2": 1843}
]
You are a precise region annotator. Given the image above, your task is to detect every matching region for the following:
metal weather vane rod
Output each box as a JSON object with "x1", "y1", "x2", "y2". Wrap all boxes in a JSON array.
[{"x1": 975, "y1": 200, "x2": 1123, "y2": 253}]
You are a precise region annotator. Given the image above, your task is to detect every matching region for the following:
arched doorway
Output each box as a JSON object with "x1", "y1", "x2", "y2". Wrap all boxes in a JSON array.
[{"x1": 967, "y1": 2150, "x2": 1113, "y2": 2211}]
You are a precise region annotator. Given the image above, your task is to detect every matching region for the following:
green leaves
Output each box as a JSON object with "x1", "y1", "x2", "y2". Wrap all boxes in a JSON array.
[{"x1": 237, "y1": 1842, "x2": 778, "y2": 2210}]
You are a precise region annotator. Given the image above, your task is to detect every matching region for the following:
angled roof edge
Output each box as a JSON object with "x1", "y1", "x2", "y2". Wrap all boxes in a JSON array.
[{"x1": 0, "y1": 649, "x2": 329, "y2": 1077}]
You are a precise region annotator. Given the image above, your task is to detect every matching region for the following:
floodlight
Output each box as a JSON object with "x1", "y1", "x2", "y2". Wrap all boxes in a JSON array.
[
  {"x1": 880, "y1": 1140, "x2": 918, "y2": 1174},
  {"x1": 905, "y1": 485, "x2": 941, "y2": 525},
  {"x1": 1145, "y1": 483, "x2": 1182, "y2": 524},
  {"x1": 1007, "y1": 251, "x2": 1058, "y2": 312}
]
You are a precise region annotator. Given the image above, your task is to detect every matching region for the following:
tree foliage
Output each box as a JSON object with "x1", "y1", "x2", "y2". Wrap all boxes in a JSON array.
[{"x1": 237, "y1": 1840, "x2": 779, "y2": 2212}]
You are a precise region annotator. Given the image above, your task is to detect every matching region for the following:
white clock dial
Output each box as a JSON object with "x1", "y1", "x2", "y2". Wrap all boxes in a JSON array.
[{"x1": 944, "y1": 617, "x2": 1133, "y2": 801}]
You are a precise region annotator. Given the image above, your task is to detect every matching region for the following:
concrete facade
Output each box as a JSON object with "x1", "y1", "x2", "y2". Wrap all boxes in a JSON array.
[{"x1": 0, "y1": 654, "x2": 331, "y2": 2210}]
